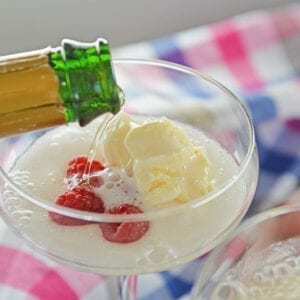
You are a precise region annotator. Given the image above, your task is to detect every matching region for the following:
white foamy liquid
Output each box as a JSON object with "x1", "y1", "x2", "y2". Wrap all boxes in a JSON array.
[
  {"x1": 211, "y1": 238, "x2": 300, "y2": 300},
  {"x1": 3, "y1": 116, "x2": 248, "y2": 274}
]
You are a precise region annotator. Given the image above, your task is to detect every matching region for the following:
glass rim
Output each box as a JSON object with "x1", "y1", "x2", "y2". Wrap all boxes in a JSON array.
[
  {"x1": 225, "y1": 203, "x2": 300, "y2": 240},
  {"x1": 0, "y1": 58, "x2": 256, "y2": 222}
]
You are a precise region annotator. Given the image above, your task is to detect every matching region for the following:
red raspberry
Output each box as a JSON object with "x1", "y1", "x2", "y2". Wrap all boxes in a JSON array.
[
  {"x1": 67, "y1": 156, "x2": 104, "y2": 187},
  {"x1": 49, "y1": 186, "x2": 104, "y2": 226},
  {"x1": 99, "y1": 204, "x2": 149, "y2": 243}
]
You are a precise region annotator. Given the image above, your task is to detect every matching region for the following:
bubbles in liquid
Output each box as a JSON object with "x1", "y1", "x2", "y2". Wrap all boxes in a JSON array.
[
  {"x1": 212, "y1": 237, "x2": 300, "y2": 300},
  {"x1": 19, "y1": 216, "x2": 31, "y2": 226},
  {"x1": 4, "y1": 196, "x2": 20, "y2": 207},
  {"x1": 96, "y1": 166, "x2": 142, "y2": 208},
  {"x1": 2, "y1": 171, "x2": 37, "y2": 226},
  {"x1": 10, "y1": 209, "x2": 32, "y2": 226},
  {"x1": 213, "y1": 282, "x2": 247, "y2": 300},
  {"x1": 147, "y1": 243, "x2": 175, "y2": 263},
  {"x1": 286, "y1": 257, "x2": 298, "y2": 268},
  {"x1": 108, "y1": 172, "x2": 121, "y2": 182},
  {"x1": 105, "y1": 182, "x2": 114, "y2": 189}
]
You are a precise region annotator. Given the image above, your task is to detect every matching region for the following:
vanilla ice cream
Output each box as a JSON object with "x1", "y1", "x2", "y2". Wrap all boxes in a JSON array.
[{"x1": 100, "y1": 112, "x2": 212, "y2": 207}]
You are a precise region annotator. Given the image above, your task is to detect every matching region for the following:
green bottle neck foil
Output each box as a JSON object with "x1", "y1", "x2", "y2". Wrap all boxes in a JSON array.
[{"x1": 49, "y1": 38, "x2": 123, "y2": 126}]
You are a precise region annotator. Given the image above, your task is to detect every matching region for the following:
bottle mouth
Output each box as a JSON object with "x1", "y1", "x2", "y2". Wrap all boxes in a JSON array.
[
  {"x1": 49, "y1": 38, "x2": 123, "y2": 126},
  {"x1": 0, "y1": 58, "x2": 256, "y2": 223}
]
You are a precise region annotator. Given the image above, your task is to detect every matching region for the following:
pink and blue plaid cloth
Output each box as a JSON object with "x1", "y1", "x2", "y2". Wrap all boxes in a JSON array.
[{"x1": 1, "y1": 3, "x2": 300, "y2": 299}]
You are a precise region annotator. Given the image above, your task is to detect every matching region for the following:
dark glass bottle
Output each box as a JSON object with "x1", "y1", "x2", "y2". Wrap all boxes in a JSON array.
[{"x1": 0, "y1": 38, "x2": 123, "y2": 137}]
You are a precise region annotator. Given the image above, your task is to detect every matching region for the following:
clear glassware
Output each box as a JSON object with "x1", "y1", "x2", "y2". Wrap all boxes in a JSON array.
[
  {"x1": 192, "y1": 204, "x2": 300, "y2": 300},
  {"x1": 0, "y1": 59, "x2": 258, "y2": 300}
]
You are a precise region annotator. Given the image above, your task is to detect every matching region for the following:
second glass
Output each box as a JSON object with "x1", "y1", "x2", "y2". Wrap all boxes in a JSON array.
[{"x1": 192, "y1": 203, "x2": 300, "y2": 300}]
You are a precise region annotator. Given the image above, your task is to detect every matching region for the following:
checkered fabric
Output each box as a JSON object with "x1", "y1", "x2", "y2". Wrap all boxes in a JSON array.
[{"x1": 0, "y1": 3, "x2": 299, "y2": 299}]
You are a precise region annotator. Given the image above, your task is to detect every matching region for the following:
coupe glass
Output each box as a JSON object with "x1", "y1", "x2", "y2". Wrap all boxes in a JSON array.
[
  {"x1": 192, "y1": 204, "x2": 300, "y2": 300},
  {"x1": 0, "y1": 59, "x2": 258, "y2": 299}
]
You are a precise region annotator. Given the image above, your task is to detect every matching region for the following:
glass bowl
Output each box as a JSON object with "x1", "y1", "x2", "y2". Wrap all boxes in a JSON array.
[{"x1": 0, "y1": 59, "x2": 258, "y2": 276}]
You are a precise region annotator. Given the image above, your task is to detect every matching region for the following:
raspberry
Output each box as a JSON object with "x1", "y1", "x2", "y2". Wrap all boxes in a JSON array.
[
  {"x1": 67, "y1": 156, "x2": 104, "y2": 187},
  {"x1": 49, "y1": 186, "x2": 104, "y2": 226},
  {"x1": 99, "y1": 204, "x2": 149, "y2": 243}
]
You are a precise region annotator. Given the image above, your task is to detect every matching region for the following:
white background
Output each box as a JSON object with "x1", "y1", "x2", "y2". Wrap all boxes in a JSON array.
[{"x1": 0, "y1": 0, "x2": 295, "y2": 55}]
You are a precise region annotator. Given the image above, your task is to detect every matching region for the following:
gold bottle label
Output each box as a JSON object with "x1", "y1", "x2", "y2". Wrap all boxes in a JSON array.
[{"x1": 0, "y1": 50, "x2": 66, "y2": 137}]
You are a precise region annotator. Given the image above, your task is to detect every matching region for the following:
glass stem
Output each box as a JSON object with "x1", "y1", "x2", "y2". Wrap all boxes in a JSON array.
[{"x1": 117, "y1": 275, "x2": 137, "y2": 300}]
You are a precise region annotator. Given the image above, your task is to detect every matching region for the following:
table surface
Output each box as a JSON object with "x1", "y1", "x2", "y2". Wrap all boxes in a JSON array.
[{"x1": 0, "y1": 3, "x2": 299, "y2": 299}]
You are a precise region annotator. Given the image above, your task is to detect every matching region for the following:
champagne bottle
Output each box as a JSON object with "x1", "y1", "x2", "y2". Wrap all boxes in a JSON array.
[{"x1": 0, "y1": 38, "x2": 123, "y2": 138}]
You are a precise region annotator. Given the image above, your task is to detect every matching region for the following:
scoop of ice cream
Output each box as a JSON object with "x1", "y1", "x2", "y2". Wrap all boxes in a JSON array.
[
  {"x1": 100, "y1": 112, "x2": 212, "y2": 207},
  {"x1": 124, "y1": 118, "x2": 192, "y2": 159},
  {"x1": 125, "y1": 120, "x2": 212, "y2": 206}
]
